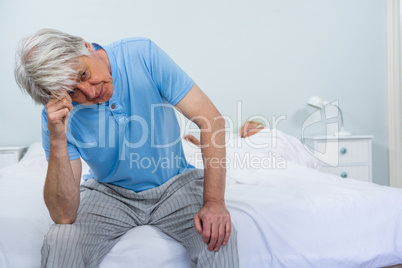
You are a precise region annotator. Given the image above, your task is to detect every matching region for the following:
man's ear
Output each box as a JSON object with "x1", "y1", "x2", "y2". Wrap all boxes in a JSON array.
[{"x1": 84, "y1": 42, "x2": 94, "y2": 54}]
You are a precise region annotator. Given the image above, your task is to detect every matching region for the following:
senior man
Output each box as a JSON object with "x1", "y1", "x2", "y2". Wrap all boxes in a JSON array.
[{"x1": 15, "y1": 29, "x2": 238, "y2": 268}]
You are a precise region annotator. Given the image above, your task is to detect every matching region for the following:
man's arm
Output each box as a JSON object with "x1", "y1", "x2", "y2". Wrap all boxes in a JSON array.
[
  {"x1": 44, "y1": 93, "x2": 82, "y2": 224},
  {"x1": 175, "y1": 83, "x2": 230, "y2": 252}
]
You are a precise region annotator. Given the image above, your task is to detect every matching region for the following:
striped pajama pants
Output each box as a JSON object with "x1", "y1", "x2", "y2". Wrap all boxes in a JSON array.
[{"x1": 41, "y1": 169, "x2": 239, "y2": 268}]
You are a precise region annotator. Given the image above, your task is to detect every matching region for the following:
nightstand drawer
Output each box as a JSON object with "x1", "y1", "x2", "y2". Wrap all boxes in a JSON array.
[
  {"x1": 316, "y1": 140, "x2": 369, "y2": 164},
  {"x1": 304, "y1": 135, "x2": 373, "y2": 182},
  {"x1": 320, "y1": 165, "x2": 370, "y2": 182}
]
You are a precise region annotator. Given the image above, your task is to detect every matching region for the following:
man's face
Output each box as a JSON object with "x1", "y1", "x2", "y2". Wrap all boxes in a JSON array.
[{"x1": 69, "y1": 50, "x2": 113, "y2": 105}]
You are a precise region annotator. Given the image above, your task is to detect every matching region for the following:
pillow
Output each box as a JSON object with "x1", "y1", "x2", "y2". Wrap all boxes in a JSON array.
[{"x1": 17, "y1": 142, "x2": 47, "y2": 168}]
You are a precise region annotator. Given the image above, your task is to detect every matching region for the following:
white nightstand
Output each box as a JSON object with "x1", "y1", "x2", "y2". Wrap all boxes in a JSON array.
[
  {"x1": 0, "y1": 146, "x2": 28, "y2": 169},
  {"x1": 303, "y1": 135, "x2": 373, "y2": 182}
]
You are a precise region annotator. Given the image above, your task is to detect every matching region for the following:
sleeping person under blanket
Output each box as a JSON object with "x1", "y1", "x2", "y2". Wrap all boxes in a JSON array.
[{"x1": 184, "y1": 120, "x2": 320, "y2": 170}]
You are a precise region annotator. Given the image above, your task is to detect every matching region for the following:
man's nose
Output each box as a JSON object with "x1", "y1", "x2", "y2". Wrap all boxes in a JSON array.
[{"x1": 77, "y1": 82, "x2": 97, "y2": 100}]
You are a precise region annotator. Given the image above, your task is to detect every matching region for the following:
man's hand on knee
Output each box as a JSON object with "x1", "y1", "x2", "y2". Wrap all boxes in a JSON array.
[{"x1": 193, "y1": 201, "x2": 231, "y2": 252}]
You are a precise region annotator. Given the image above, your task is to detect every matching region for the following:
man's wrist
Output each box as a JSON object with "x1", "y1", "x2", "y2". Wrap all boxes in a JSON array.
[
  {"x1": 49, "y1": 137, "x2": 67, "y2": 147},
  {"x1": 49, "y1": 138, "x2": 69, "y2": 158},
  {"x1": 203, "y1": 198, "x2": 225, "y2": 206}
]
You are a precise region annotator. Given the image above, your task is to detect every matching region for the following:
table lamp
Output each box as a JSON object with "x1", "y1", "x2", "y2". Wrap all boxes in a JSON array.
[{"x1": 307, "y1": 96, "x2": 352, "y2": 136}]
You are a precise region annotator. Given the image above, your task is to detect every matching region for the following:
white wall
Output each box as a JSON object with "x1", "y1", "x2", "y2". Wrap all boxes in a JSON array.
[{"x1": 0, "y1": 0, "x2": 388, "y2": 185}]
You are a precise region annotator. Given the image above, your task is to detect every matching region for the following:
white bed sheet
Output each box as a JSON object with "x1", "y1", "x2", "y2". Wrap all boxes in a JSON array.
[{"x1": 1, "y1": 139, "x2": 402, "y2": 267}]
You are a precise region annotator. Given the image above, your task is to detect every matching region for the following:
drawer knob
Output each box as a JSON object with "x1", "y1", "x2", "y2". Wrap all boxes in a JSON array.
[
  {"x1": 340, "y1": 147, "x2": 347, "y2": 154},
  {"x1": 340, "y1": 172, "x2": 348, "y2": 178}
]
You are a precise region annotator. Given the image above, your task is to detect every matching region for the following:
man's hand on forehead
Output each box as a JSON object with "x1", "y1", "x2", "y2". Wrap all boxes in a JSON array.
[
  {"x1": 46, "y1": 88, "x2": 74, "y2": 140},
  {"x1": 50, "y1": 89, "x2": 73, "y2": 102},
  {"x1": 47, "y1": 91, "x2": 73, "y2": 111}
]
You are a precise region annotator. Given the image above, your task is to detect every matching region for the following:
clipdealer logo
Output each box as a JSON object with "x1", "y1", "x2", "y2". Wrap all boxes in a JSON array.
[{"x1": 301, "y1": 101, "x2": 341, "y2": 167}]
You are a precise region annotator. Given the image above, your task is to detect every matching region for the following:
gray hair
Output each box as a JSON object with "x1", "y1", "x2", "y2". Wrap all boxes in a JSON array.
[{"x1": 14, "y1": 29, "x2": 92, "y2": 105}]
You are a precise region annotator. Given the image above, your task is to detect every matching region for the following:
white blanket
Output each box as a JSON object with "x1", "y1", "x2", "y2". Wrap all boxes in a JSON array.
[{"x1": 1, "y1": 132, "x2": 402, "y2": 267}]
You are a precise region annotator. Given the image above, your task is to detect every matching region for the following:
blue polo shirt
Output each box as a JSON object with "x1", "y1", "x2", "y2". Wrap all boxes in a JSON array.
[{"x1": 41, "y1": 38, "x2": 195, "y2": 192}]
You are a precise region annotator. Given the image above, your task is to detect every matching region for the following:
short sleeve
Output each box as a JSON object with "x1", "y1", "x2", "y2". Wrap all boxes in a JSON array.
[
  {"x1": 149, "y1": 41, "x2": 194, "y2": 105},
  {"x1": 41, "y1": 108, "x2": 80, "y2": 161}
]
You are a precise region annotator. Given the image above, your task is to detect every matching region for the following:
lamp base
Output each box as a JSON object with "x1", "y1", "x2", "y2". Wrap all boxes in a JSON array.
[{"x1": 332, "y1": 130, "x2": 352, "y2": 136}]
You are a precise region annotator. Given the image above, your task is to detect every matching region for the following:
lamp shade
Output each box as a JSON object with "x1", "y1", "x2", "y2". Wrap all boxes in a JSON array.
[
  {"x1": 306, "y1": 96, "x2": 352, "y2": 136},
  {"x1": 307, "y1": 96, "x2": 328, "y2": 109}
]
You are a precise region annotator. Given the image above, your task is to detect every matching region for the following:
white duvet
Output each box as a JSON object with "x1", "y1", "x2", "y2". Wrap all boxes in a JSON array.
[{"x1": 1, "y1": 130, "x2": 402, "y2": 267}]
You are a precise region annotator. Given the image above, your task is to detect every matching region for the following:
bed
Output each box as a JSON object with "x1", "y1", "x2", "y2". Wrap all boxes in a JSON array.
[{"x1": 1, "y1": 129, "x2": 402, "y2": 268}]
